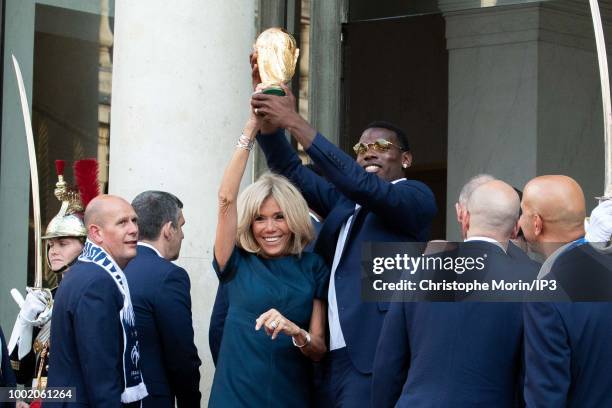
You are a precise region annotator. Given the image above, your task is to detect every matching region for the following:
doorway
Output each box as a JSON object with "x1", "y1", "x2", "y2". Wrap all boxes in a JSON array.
[{"x1": 341, "y1": 14, "x2": 448, "y2": 239}]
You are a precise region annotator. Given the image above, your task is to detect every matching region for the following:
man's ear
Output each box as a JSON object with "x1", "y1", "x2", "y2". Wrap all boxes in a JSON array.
[
  {"x1": 161, "y1": 221, "x2": 174, "y2": 241},
  {"x1": 402, "y1": 151, "x2": 413, "y2": 169},
  {"x1": 510, "y1": 222, "x2": 520, "y2": 240},
  {"x1": 455, "y1": 203, "x2": 463, "y2": 224},
  {"x1": 461, "y1": 211, "x2": 470, "y2": 238},
  {"x1": 534, "y1": 214, "x2": 543, "y2": 236},
  {"x1": 88, "y1": 224, "x2": 103, "y2": 244}
]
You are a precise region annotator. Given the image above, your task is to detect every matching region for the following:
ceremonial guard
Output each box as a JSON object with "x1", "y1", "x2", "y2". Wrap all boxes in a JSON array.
[{"x1": 7, "y1": 159, "x2": 98, "y2": 396}]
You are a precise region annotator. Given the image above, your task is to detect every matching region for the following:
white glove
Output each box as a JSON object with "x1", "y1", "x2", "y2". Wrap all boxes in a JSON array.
[
  {"x1": 585, "y1": 199, "x2": 612, "y2": 243},
  {"x1": 7, "y1": 289, "x2": 53, "y2": 359},
  {"x1": 19, "y1": 291, "x2": 47, "y2": 323}
]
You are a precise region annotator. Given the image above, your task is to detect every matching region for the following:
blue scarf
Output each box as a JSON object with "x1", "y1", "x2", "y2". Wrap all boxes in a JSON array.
[{"x1": 79, "y1": 240, "x2": 148, "y2": 403}]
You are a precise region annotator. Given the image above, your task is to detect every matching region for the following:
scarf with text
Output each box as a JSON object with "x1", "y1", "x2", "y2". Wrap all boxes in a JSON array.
[{"x1": 79, "y1": 239, "x2": 148, "y2": 403}]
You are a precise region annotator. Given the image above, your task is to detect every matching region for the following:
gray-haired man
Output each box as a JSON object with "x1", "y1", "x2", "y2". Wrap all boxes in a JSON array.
[{"x1": 124, "y1": 191, "x2": 201, "y2": 408}]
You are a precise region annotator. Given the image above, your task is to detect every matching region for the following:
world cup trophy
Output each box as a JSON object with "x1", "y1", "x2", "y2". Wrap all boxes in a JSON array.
[{"x1": 254, "y1": 27, "x2": 299, "y2": 96}]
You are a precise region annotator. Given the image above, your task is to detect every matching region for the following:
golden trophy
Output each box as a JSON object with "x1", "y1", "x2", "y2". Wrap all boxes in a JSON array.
[{"x1": 254, "y1": 27, "x2": 299, "y2": 96}]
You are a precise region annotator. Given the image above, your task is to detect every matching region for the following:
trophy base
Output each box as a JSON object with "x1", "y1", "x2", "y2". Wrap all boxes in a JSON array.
[{"x1": 263, "y1": 86, "x2": 286, "y2": 96}]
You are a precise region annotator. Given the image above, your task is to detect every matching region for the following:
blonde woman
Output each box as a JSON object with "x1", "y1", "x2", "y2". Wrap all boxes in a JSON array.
[{"x1": 210, "y1": 108, "x2": 328, "y2": 407}]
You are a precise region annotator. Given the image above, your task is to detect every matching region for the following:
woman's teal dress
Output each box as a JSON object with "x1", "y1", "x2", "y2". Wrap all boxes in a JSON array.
[{"x1": 209, "y1": 247, "x2": 329, "y2": 407}]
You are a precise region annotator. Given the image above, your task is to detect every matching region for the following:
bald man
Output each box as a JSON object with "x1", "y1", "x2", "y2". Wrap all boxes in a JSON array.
[
  {"x1": 454, "y1": 173, "x2": 495, "y2": 227},
  {"x1": 521, "y1": 176, "x2": 612, "y2": 407},
  {"x1": 453, "y1": 174, "x2": 531, "y2": 261},
  {"x1": 372, "y1": 180, "x2": 538, "y2": 407},
  {"x1": 460, "y1": 180, "x2": 521, "y2": 246},
  {"x1": 47, "y1": 195, "x2": 148, "y2": 407},
  {"x1": 519, "y1": 175, "x2": 585, "y2": 265}
]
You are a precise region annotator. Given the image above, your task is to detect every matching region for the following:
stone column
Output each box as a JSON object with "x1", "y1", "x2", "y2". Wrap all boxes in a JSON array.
[
  {"x1": 309, "y1": 0, "x2": 347, "y2": 145},
  {"x1": 109, "y1": 0, "x2": 255, "y2": 398},
  {"x1": 443, "y1": 1, "x2": 608, "y2": 239}
]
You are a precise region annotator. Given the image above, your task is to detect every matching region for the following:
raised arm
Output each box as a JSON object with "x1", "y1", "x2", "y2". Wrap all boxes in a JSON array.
[
  {"x1": 252, "y1": 85, "x2": 436, "y2": 234},
  {"x1": 256, "y1": 129, "x2": 341, "y2": 218},
  {"x1": 214, "y1": 114, "x2": 260, "y2": 270}
]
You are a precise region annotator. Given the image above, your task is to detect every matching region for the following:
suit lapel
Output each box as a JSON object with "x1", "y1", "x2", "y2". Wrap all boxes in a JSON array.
[
  {"x1": 345, "y1": 205, "x2": 365, "y2": 243},
  {"x1": 314, "y1": 199, "x2": 356, "y2": 266}
]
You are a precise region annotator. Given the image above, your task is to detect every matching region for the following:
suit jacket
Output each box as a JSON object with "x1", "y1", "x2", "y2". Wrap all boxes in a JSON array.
[
  {"x1": 372, "y1": 241, "x2": 539, "y2": 407},
  {"x1": 524, "y1": 244, "x2": 612, "y2": 407},
  {"x1": 124, "y1": 244, "x2": 201, "y2": 408},
  {"x1": 507, "y1": 241, "x2": 532, "y2": 263},
  {"x1": 46, "y1": 260, "x2": 126, "y2": 407},
  {"x1": 257, "y1": 129, "x2": 437, "y2": 374}
]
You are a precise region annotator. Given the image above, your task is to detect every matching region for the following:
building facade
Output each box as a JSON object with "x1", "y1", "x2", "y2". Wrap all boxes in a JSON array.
[{"x1": 0, "y1": 0, "x2": 609, "y2": 400}]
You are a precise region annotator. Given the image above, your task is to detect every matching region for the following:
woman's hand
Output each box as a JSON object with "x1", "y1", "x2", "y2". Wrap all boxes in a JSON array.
[
  {"x1": 250, "y1": 83, "x2": 266, "y2": 119},
  {"x1": 255, "y1": 308, "x2": 301, "y2": 340},
  {"x1": 249, "y1": 51, "x2": 262, "y2": 92}
]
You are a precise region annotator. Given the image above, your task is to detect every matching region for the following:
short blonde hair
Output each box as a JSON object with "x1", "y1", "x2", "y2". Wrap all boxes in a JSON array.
[{"x1": 237, "y1": 172, "x2": 314, "y2": 255}]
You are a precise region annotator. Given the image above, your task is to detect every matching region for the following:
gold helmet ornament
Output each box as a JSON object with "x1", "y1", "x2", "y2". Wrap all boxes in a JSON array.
[{"x1": 42, "y1": 159, "x2": 99, "y2": 240}]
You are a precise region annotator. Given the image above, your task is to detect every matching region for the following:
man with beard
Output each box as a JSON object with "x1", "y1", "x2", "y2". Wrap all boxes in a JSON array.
[{"x1": 521, "y1": 175, "x2": 612, "y2": 407}]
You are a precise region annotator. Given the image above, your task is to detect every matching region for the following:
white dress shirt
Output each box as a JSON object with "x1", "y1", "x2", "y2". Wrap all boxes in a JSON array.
[{"x1": 464, "y1": 236, "x2": 506, "y2": 253}]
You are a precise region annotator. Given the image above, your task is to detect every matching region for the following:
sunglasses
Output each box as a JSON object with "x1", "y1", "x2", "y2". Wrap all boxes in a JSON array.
[{"x1": 353, "y1": 139, "x2": 404, "y2": 155}]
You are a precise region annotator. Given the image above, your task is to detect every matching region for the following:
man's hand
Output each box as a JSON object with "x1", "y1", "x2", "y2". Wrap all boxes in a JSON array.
[
  {"x1": 251, "y1": 84, "x2": 317, "y2": 147},
  {"x1": 251, "y1": 84, "x2": 302, "y2": 131}
]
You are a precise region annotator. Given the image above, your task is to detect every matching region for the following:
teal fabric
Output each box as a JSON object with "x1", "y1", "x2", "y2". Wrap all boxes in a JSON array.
[{"x1": 209, "y1": 247, "x2": 329, "y2": 407}]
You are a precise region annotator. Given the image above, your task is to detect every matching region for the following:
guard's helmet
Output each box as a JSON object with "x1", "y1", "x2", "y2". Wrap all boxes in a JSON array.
[{"x1": 42, "y1": 159, "x2": 99, "y2": 240}]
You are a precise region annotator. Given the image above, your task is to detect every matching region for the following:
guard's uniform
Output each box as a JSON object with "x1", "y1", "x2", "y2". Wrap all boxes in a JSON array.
[{"x1": 7, "y1": 159, "x2": 97, "y2": 401}]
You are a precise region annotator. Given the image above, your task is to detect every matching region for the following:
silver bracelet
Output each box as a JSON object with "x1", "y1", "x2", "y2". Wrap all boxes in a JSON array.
[
  {"x1": 292, "y1": 329, "x2": 311, "y2": 348},
  {"x1": 236, "y1": 134, "x2": 255, "y2": 151}
]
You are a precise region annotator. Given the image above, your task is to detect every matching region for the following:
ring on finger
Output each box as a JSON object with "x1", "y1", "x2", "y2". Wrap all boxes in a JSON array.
[
  {"x1": 255, "y1": 108, "x2": 260, "y2": 115},
  {"x1": 270, "y1": 320, "x2": 279, "y2": 329}
]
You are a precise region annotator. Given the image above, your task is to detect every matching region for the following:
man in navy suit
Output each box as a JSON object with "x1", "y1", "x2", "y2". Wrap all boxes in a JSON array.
[
  {"x1": 47, "y1": 195, "x2": 148, "y2": 407},
  {"x1": 251, "y1": 84, "x2": 436, "y2": 406},
  {"x1": 454, "y1": 174, "x2": 495, "y2": 229},
  {"x1": 372, "y1": 180, "x2": 538, "y2": 407},
  {"x1": 520, "y1": 175, "x2": 612, "y2": 407},
  {"x1": 453, "y1": 174, "x2": 531, "y2": 262},
  {"x1": 125, "y1": 191, "x2": 201, "y2": 407}
]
